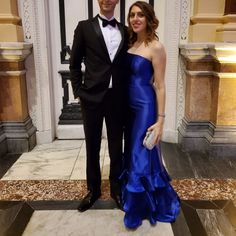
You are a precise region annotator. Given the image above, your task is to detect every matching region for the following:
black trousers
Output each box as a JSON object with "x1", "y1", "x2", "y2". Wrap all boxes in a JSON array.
[{"x1": 80, "y1": 89, "x2": 124, "y2": 195}]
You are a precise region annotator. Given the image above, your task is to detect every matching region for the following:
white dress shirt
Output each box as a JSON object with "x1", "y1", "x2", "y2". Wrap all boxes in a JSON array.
[{"x1": 98, "y1": 14, "x2": 122, "y2": 88}]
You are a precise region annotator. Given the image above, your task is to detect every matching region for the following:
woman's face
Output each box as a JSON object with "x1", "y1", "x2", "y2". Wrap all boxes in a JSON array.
[{"x1": 129, "y1": 5, "x2": 147, "y2": 34}]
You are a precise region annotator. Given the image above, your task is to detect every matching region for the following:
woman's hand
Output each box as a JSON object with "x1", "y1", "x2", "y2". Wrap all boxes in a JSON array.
[{"x1": 147, "y1": 117, "x2": 164, "y2": 144}]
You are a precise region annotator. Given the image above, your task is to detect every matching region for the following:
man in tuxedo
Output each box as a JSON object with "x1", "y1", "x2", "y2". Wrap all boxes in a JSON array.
[{"x1": 70, "y1": 0, "x2": 128, "y2": 212}]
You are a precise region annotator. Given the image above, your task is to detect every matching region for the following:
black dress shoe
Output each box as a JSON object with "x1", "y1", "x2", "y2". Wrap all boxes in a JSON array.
[
  {"x1": 78, "y1": 191, "x2": 101, "y2": 212},
  {"x1": 111, "y1": 194, "x2": 123, "y2": 211}
]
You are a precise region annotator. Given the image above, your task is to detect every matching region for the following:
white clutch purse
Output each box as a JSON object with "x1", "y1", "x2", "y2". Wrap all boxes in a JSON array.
[{"x1": 143, "y1": 130, "x2": 156, "y2": 150}]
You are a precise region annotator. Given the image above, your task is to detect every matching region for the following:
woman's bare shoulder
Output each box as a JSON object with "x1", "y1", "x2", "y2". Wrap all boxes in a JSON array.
[
  {"x1": 150, "y1": 40, "x2": 165, "y2": 53},
  {"x1": 149, "y1": 40, "x2": 166, "y2": 61}
]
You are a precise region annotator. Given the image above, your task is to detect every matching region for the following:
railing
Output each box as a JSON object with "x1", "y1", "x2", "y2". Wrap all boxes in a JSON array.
[{"x1": 58, "y1": 70, "x2": 83, "y2": 124}]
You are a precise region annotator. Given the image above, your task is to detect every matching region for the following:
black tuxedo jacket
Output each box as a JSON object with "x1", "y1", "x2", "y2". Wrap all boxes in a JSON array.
[{"x1": 70, "y1": 15, "x2": 128, "y2": 103}]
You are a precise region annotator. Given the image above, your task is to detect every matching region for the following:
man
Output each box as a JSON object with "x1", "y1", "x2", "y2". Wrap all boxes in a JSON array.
[{"x1": 70, "y1": 0, "x2": 128, "y2": 212}]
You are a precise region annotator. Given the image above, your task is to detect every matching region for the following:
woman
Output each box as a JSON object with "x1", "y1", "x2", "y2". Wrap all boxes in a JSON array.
[{"x1": 121, "y1": 1, "x2": 180, "y2": 229}]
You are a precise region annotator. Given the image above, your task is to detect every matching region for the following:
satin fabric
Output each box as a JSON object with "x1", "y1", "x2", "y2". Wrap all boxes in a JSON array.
[{"x1": 121, "y1": 53, "x2": 180, "y2": 229}]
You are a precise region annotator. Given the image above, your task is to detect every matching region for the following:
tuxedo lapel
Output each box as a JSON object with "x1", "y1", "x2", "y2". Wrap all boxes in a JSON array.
[
  {"x1": 91, "y1": 15, "x2": 125, "y2": 63},
  {"x1": 92, "y1": 15, "x2": 110, "y2": 61},
  {"x1": 113, "y1": 23, "x2": 125, "y2": 61}
]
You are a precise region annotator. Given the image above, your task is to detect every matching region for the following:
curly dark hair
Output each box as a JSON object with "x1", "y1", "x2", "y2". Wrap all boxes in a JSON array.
[{"x1": 127, "y1": 1, "x2": 159, "y2": 46}]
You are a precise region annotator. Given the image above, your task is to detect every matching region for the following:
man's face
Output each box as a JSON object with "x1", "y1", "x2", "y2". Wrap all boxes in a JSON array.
[{"x1": 97, "y1": 0, "x2": 119, "y2": 15}]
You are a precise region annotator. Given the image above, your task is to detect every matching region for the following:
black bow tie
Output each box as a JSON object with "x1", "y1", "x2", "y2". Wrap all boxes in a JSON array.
[{"x1": 98, "y1": 15, "x2": 117, "y2": 27}]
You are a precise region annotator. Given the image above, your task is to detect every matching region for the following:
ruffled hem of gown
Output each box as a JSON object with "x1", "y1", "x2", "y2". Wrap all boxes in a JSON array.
[{"x1": 120, "y1": 169, "x2": 181, "y2": 229}]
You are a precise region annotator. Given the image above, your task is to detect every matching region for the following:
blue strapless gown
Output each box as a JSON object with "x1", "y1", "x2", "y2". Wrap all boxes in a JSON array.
[{"x1": 121, "y1": 53, "x2": 180, "y2": 229}]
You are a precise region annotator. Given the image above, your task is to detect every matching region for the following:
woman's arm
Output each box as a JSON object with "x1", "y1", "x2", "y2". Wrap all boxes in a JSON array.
[{"x1": 147, "y1": 41, "x2": 166, "y2": 144}]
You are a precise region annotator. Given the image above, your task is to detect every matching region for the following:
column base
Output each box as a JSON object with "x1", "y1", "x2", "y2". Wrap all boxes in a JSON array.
[
  {"x1": 178, "y1": 118, "x2": 236, "y2": 157},
  {"x1": 2, "y1": 117, "x2": 36, "y2": 154},
  {"x1": 0, "y1": 123, "x2": 7, "y2": 158},
  {"x1": 210, "y1": 125, "x2": 236, "y2": 158}
]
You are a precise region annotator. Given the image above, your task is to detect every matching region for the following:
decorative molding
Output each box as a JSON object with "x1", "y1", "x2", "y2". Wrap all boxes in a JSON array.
[
  {"x1": 222, "y1": 14, "x2": 236, "y2": 23},
  {"x1": 0, "y1": 14, "x2": 21, "y2": 24},
  {"x1": 17, "y1": 0, "x2": 33, "y2": 42},
  {"x1": 178, "y1": 118, "x2": 236, "y2": 157},
  {"x1": 18, "y1": 0, "x2": 38, "y2": 128},
  {"x1": 176, "y1": 57, "x2": 186, "y2": 129},
  {"x1": 0, "y1": 42, "x2": 32, "y2": 61},
  {"x1": 2, "y1": 117, "x2": 36, "y2": 153},
  {"x1": 185, "y1": 70, "x2": 236, "y2": 78},
  {"x1": 176, "y1": 0, "x2": 192, "y2": 129},
  {"x1": 179, "y1": 0, "x2": 191, "y2": 43},
  {"x1": 22, "y1": 0, "x2": 32, "y2": 40},
  {"x1": 19, "y1": 0, "x2": 55, "y2": 143},
  {"x1": 190, "y1": 15, "x2": 223, "y2": 24},
  {"x1": 179, "y1": 42, "x2": 236, "y2": 60},
  {"x1": 0, "y1": 70, "x2": 26, "y2": 76}
]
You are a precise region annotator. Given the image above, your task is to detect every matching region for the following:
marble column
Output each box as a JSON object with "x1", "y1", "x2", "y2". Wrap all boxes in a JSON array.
[
  {"x1": 0, "y1": 0, "x2": 36, "y2": 155},
  {"x1": 0, "y1": 42, "x2": 36, "y2": 153},
  {"x1": 178, "y1": 0, "x2": 236, "y2": 157},
  {"x1": 179, "y1": 43, "x2": 236, "y2": 157}
]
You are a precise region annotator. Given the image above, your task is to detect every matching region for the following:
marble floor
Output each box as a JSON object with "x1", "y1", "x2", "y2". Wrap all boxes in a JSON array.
[{"x1": 0, "y1": 139, "x2": 236, "y2": 236}]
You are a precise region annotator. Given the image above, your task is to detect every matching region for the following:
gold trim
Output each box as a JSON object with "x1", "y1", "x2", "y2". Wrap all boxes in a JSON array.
[
  {"x1": 191, "y1": 14, "x2": 223, "y2": 24},
  {"x1": 186, "y1": 70, "x2": 236, "y2": 78},
  {"x1": 0, "y1": 56, "x2": 27, "y2": 62},
  {"x1": 0, "y1": 46, "x2": 32, "y2": 50},
  {"x1": 0, "y1": 70, "x2": 26, "y2": 76},
  {"x1": 222, "y1": 14, "x2": 236, "y2": 23},
  {"x1": 0, "y1": 14, "x2": 21, "y2": 24}
]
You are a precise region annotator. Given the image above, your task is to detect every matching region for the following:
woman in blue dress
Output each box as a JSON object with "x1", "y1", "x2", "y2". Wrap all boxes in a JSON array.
[{"x1": 121, "y1": 1, "x2": 180, "y2": 229}]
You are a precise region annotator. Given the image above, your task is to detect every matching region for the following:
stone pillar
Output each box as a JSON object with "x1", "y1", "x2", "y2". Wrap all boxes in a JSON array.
[
  {"x1": 189, "y1": 0, "x2": 225, "y2": 42},
  {"x1": 0, "y1": 0, "x2": 36, "y2": 155},
  {"x1": 216, "y1": 0, "x2": 236, "y2": 42},
  {"x1": 178, "y1": 0, "x2": 236, "y2": 157},
  {"x1": 179, "y1": 43, "x2": 236, "y2": 157},
  {"x1": 0, "y1": 42, "x2": 36, "y2": 153}
]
